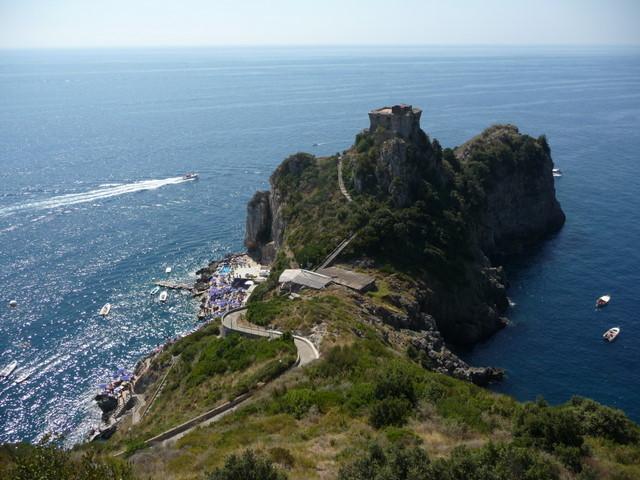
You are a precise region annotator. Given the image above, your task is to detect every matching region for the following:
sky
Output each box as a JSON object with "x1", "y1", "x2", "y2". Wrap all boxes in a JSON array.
[{"x1": 1, "y1": 0, "x2": 639, "y2": 49}]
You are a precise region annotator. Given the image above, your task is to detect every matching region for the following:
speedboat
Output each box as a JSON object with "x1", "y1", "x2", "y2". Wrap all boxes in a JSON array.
[
  {"x1": 182, "y1": 172, "x2": 199, "y2": 180},
  {"x1": 99, "y1": 303, "x2": 111, "y2": 316},
  {"x1": 150, "y1": 286, "x2": 160, "y2": 295},
  {"x1": 596, "y1": 295, "x2": 611, "y2": 308},
  {"x1": 603, "y1": 327, "x2": 620, "y2": 342},
  {"x1": 552, "y1": 168, "x2": 562, "y2": 177},
  {"x1": 15, "y1": 369, "x2": 32, "y2": 384},
  {"x1": 0, "y1": 360, "x2": 17, "y2": 378},
  {"x1": 159, "y1": 290, "x2": 168, "y2": 302},
  {"x1": 165, "y1": 267, "x2": 172, "y2": 274}
]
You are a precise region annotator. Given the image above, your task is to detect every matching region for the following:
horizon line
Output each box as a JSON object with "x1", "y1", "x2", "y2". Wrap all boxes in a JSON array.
[{"x1": 2, "y1": 43, "x2": 640, "y2": 52}]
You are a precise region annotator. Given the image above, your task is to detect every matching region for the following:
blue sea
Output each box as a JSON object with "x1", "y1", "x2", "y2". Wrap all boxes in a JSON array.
[{"x1": 1, "y1": 46, "x2": 639, "y2": 444}]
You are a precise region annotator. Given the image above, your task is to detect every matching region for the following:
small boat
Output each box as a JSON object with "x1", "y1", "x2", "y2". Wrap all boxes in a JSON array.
[
  {"x1": 159, "y1": 290, "x2": 168, "y2": 302},
  {"x1": 552, "y1": 168, "x2": 562, "y2": 177},
  {"x1": 165, "y1": 267, "x2": 172, "y2": 274},
  {"x1": 0, "y1": 360, "x2": 18, "y2": 378},
  {"x1": 9, "y1": 300, "x2": 17, "y2": 308},
  {"x1": 15, "y1": 370, "x2": 32, "y2": 384},
  {"x1": 603, "y1": 327, "x2": 620, "y2": 342},
  {"x1": 596, "y1": 295, "x2": 611, "y2": 308},
  {"x1": 150, "y1": 286, "x2": 160, "y2": 295},
  {"x1": 99, "y1": 303, "x2": 111, "y2": 316},
  {"x1": 182, "y1": 172, "x2": 199, "y2": 180}
]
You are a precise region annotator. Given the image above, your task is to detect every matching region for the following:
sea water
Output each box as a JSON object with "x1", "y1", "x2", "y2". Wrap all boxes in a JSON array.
[{"x1": 1, "y1": 46, "x2": 639, "y2": 444}]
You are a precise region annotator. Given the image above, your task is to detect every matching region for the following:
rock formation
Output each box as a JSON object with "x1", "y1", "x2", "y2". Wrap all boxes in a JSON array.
[
  {"x1": 456, "y1": 124, "x2": 565, "y2": 257},
  {"x1": 245, "y1": 152, "x2": 315, "y2": 263},
  {"x1": 243, "y1": 105, "x2": 565, "y2": 379}
]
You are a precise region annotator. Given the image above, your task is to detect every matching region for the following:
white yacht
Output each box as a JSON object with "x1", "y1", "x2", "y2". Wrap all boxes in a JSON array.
[
  {"x1": 603, "y1": 327, "x2": 620, "y2": 342},
  {"x1": 15, "y1": 369, "x2": 33, "y2": 384},
  {"x1": 1, "y1": 360, "x2": 18, "y2": 378},
  {"x1": 596, "y1": 295, "x2": 611, "y2": 308},
  {"x1": 99, "y1": 303, "x2": 111, "y2": 316}
]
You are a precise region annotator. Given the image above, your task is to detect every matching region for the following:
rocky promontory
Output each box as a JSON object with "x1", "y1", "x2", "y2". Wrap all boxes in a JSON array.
[{"x1": 244, "y1": 104, "x2": 564, "y2": 381}]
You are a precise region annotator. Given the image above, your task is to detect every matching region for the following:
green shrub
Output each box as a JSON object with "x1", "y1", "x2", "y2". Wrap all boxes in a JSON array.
[
  {"x1": 373, "y1": 364, "x2": 417, "y2": 406},
  {"x1": 4, "y1": 441, "x2": 134, "y2": 480},
  {"x1": 429, "y1": 442, "x2": 559, "y2": 480},
  {"x1": 338, "y1": 442, "x2": 430, "y2": 480},
  {"x1": 568, "y1": 396, "x2": 640, "y2": 444},
  {"x1": 513, "y1": 399, "x2": 584, "y2": 452},
  {"x1": 246, "y1": 296, "x2": 288, "y2": 326},
  {"x1": 207, "y1": 449, "x2": 287, "y2": 480},
  {"x1": 370, "y1": 398, "x2": 412, "y2": 428}
]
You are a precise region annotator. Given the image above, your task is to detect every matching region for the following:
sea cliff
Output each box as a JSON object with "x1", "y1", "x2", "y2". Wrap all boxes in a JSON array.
[{"x1": 245, "y1": 105, "x2": 564, "y2": 348}]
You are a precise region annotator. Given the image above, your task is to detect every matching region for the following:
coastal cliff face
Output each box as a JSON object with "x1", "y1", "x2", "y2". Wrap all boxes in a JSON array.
[
  {"x1": 245, "y1": 153, "x2": 314, "y2": 264},
  {"x1": 245, "y1": 106, "x2": 564, "y2": 348},
  {"x1": 456, "y1": 125, "x2": 565, "y2": 257}
]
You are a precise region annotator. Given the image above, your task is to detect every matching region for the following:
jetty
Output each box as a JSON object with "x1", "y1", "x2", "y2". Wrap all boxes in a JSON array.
[{"x1": 153, "y1": 280, "x2": 194, "y2": 292}]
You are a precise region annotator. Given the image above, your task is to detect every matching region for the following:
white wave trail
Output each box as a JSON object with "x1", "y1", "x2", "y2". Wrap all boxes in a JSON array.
[{"x1": 0, "y1": 176, "x2": 192, "y2": 217}]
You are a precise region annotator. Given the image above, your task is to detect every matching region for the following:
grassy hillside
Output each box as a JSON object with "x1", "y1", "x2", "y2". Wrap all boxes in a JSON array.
[
  {"x1": 106, "y1": 290, "x2": 640, "y2": 479},
  {"x1": 3, "y1": 287, "x2": 639, "y2": 479}
]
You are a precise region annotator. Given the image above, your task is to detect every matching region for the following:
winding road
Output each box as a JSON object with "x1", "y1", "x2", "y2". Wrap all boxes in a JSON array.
[
  {"x1": 222, "y1": 308, "x2": 319, "y2": 365},
  {"x1": 135, "y1": 307, "x2": 319, "y2": 448}
]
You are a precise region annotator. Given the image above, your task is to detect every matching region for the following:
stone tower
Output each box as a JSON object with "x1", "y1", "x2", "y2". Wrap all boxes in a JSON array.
[{"x1": 368, "y1": 104, "x2": 422, "y2": 138}]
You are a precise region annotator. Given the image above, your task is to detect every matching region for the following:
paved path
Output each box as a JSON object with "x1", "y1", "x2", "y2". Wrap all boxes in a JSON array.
[
  {"x1": 222, "y1": 309, "x2": 319, "y2": 366},
  {"x1": 337, "y1": 154, "x2": 353, "y2": 202},
  {"x1": 127, "y1": 308, "x2": 319, "y2": 450}
]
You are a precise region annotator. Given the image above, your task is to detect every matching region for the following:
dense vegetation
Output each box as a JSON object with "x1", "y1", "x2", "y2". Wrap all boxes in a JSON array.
[{"x1": 0, "y1": 440, "x2": 133, "y2": 480}]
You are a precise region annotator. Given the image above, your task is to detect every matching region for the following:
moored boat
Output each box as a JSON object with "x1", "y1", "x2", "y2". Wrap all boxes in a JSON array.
[
  {"x1": 0, "y1": 360, "x2": 18, "y2": 378},
  {"x1": 150, "y1": 286, "x2": 160, "y2": 295},
  {"x1": 165, "y1": 266, "x2": 172, "y2": 274},
  {"x1": 15, "y1": 369, "x2": 32, "y2": 384},
  {"x1": 99, "y1": 303, "x2": 111, "y2": 316},
  {"x1": 159, "y1": 290, "x2": 168, "y2": 302},
  {"x1": 596, "y1": 295, "x2": 611, "y2": 308},
  {"x1": 603, "y1": 327, "x2": 620, "y2": 342},
  {"x1": 552, "y1": 167, "x2": 562, "y2": 177}
]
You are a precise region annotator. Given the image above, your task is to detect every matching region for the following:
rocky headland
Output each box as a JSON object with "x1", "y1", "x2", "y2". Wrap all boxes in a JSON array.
[{"x1": 244, "y1": 104, "x2": 565, "y2": 384}]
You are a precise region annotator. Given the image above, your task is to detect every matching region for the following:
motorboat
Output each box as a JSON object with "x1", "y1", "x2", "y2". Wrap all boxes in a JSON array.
[
  {"x1": 99, "y1": 303, "x2": 111, "y2": 316},
  {"x1": 552, "y1": 168, "x2": 562, "y2": 177},
  {"x1": 15, "y1": 369, "x2": 32, "y2": 384},
  {"x1": 165, "y1": 267, "x2": 172, "y2": 274},
  {"x1": 182, "y1": 172, "x2": 199, "y2": 180},
  {"x1": 9, "y1": 300, "x2": 17, "y2": 308},
  {"x1": 596, "y1": 295, "x2": 611, "y2": 308},
  {"x1": 150, "y1": 286, "x2": 160, "y2": 295},
  {"x1": 159, "y1": 290, "x2": 168, "y2": 302},
  {"x1": 0, "y1": 360, "x2": 17, "y2": 378},
  {"x1": 603, "y1": 327, "x2": 620, "y2": 342}
]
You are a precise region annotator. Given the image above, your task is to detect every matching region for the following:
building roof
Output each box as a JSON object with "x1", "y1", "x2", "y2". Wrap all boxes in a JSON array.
[
  {"x1": 316, "y1": 267, "x2": 375, "y2": 292},
  {"x1": 278, "y1": 269, "x2": 333, "y2": 290}
]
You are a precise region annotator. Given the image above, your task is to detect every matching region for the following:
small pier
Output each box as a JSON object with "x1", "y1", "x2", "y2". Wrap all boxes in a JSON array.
[{"x1": 154, "y1": 280, "x2": 194, "y2": 292}]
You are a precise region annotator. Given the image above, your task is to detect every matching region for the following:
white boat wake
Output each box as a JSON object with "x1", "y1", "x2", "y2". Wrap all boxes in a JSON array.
[{"x1": 0, "y1": 176, "x2": 192, "y2": 218}]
